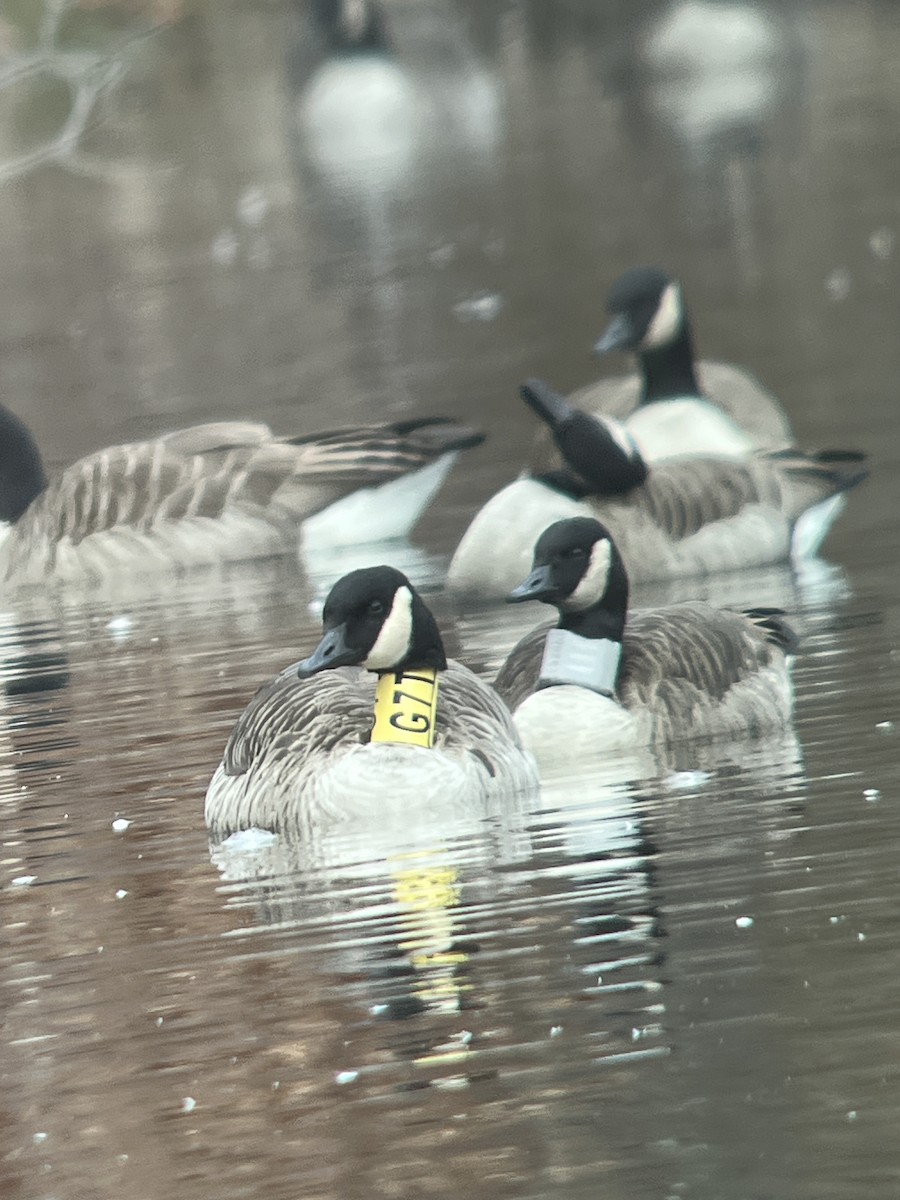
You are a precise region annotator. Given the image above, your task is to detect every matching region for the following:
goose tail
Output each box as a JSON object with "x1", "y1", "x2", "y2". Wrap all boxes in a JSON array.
[
  {"x1": 742, "y1": 607, "x2": 801, "y2": 656},
  {"x1": 762, "y1": 447, "x2": 868, "y2": 559}
]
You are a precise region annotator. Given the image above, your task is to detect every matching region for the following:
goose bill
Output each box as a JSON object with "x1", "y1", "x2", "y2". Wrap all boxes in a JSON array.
[
  {"x1": 297, "y1": 625, "x2": 357, "y2": 677},
  {"x1": 593, "y1": 312, "x2": 636, "y2": 355},
  {"x1": 507, "y1": 564, "x2": 557, "y2": 603}
]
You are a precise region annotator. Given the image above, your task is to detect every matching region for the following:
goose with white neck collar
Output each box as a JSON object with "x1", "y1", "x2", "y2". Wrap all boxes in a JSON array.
[
  {"x1": 530, "y1": 266, "x2": 792, "y2": 472},
  {"x1": 205, "y1": 565, "x2": 537, "y2": 836},
  {"x1": 494, "y1": 517, "x2": 798, "y2": 765}
]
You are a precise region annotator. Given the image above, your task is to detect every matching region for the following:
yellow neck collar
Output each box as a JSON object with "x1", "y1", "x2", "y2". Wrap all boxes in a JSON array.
[{"x1": 370, "y1": 667, "x2": 440, "y2": 748}]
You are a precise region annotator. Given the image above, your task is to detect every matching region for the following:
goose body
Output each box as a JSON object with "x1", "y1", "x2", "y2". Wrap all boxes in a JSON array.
[
  {"x1": 205, "y1": 565, "x2": 537, "y2": 837},
  {"x1": 447, "y1": 380, "x2": 866, "y2": 601},
  {"x1": 530, "y1": 266, "x2": 791, "y2": 472},
  {"x1": 0, "y1": 411, "x2": 483, "y2": 586},
  {"x1": 495, "y1": 517, "x2": 797, "y2": 763}
]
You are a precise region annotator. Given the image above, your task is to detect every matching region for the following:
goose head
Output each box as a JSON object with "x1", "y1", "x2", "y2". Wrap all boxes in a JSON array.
[
  {"x1": 298, "y1": 565, "x2": 448, "y2": 678},
  {"x1": 521, "y1": 378, "x2": 647, "y2": 495},
  {"x1": 507, "y1": 517, "x2": 629, "y2": 640},
  {"x1": 593, "y1": 266, "x2": 688, "y2": 356},
  {"x1": 0, "y1": 405, "x2": 48, "y2": 525},
  {"x1": 313, "y1": 0, "x2": 388, "y2": 53}
]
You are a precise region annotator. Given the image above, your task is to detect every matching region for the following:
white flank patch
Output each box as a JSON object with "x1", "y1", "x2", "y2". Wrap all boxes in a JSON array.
[
  {"x1": 302, "y1": 454, "x2": 457, "y2": 551},
  {"x1": 791, "y1": 493, "x2": 846, "y2": 560},
  {"x1": 641, "y1": 282, "x2": 683, "y2": 349},
  {"x1": 0, "y1": 522, "x2": 11, "y2": 549},
  {"x1": 566, "y1": 538, "x2": 612, "y2": 612},
  {"x1": 364, "y1": 586, "x2": 413, "y2": 670}
]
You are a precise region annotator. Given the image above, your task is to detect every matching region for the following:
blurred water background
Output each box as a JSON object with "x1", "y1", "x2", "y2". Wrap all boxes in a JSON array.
[{"x1": 1, "y1": 2, "x2": 900, "y2": 1198}]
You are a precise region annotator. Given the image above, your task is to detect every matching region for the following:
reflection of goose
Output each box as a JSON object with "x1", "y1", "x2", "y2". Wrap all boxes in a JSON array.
[
  {"x1": 640, "y1": 1, "x2": 791, "y2": 145},
  {"x1": 295, "y1": 0, "x2": 500, "y2": 196},
  {"x1": 205, "y1": 566, "x2": 538, "y2": 836},
  {"x1": 0, "y1": 406, "x2": 482, "y2": 585},
  {"x1": 496, "y1": 516, "x2": 798, "y2": 763},
  {"x1": 448, "y1": 380, "x2": 868, "y2": 601}
]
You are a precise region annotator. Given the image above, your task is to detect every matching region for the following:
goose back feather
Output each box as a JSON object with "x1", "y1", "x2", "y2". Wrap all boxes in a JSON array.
[
  {"x1": 447, "y1": 448, "x2": 867, "y2": 600},
  {"x1": 0, "y1": 416, "x2": 483, "y2": 585}
]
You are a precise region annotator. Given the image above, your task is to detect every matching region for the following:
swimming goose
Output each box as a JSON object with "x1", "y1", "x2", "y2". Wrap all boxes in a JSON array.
[
  {"x1": 494, "y1": 516, "x2": 798, "y2": 759},
  {"x1": 205, "y1": 565, "x2": 538, "y2": 836},
  {"x1": 529, "y1": 266, "x2": 791, "y2": 472},
  {"x1": 0, "y1": 406, "x2": 483, "y2": 585},
  {"x1": 447, "y1": 378, "x2": 866, "y2": 601}
]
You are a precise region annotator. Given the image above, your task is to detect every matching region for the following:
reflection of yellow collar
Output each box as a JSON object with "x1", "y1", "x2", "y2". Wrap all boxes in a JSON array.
[
  {"x1": 370, "y1": 668, "x2": 440, "y2": 748},
  {"x1": 392, "y1": 857, "x2": 469, "y2": 1022}
]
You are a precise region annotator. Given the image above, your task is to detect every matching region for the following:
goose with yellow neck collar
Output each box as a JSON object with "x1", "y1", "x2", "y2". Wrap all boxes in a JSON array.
[
  {"x1": 205, "y1": 566, "x2": 537, "y2": 836},
  {"x1": 494, "y1": 517, "x2": 798, "y2": 766}
]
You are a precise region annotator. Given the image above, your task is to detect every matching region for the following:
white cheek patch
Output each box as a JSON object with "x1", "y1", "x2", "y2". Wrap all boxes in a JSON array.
[
  {"x1": 363, "y1": 586, "x2": 413, "y2": 669},
  {"x1": 641, "y1": 282, "x2": 682, "y2": 349},
  {"x1": 565, "y1": 538, "x2": 612, "y2": 612}
]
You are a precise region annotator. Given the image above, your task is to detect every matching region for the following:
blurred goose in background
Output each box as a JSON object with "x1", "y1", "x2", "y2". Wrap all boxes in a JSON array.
[
  {"x1": 494, "y1": 516, "x2": 798, "y2": 762},
  {"x1": 640, "y1": 1, "x2": 796, "y2": 148},
  {"x1": 205, "y1": 565, "x2": 537, "y2": 836},
  {"x1": 531, "y1": 266, "x2": 791, "y2": 473},
  {"x1": 448, "y1": 378, "x2": 867, "y2": 601},
  {"x1": 0, "y1": 405, "x2": 483, "y2": 586}
]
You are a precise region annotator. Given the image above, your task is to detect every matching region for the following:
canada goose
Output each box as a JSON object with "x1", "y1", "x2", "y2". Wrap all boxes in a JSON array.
[
  {"x1": 447, "y1": 379, "x2": 866, "y2": 601},
  {"x1": 494, "y1": 516, "x2": 798, "y2": 760},
  {"x1": 0, "y1": 406, "x2": 483, "y2": 586},
  {"x1": 529, "y1": 267, "x2": 791, "y2": 473},
  {"x1": 205, "y1": 565, "x2": 538, "y2": 836}
]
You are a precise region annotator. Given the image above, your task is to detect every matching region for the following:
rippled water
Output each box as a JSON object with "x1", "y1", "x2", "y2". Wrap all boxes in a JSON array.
[{"x1": 2, "y1": 2, "x2": 900, "y2": 1198}]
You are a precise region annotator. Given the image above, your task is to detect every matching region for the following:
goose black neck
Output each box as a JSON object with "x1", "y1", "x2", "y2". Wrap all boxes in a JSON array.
[
  {"x1": 0, "y1": 405, "x2": 48, "y2": 523},
  {"x1": 386, "y1": 590, "x2": 448, "y2": 674},
  {"x1": 638, "y1": 321, "x2": 701, "y2": 403},
  {"x1": 557, "y1": 553, "x2": 629, "y2": 643}
]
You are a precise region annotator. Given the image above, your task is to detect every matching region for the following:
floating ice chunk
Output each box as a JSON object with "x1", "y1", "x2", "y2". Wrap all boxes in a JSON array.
[
  {"x1": 112, "y1": 818, "x2": 131, "y2": 833},
  {"x1": 11, "y1": 875, "x2": 36, "y2": 887},
  {"x1": 335, "y1": 1070, "x2": 359, "y2": 1085},
  {"x1": 181, "y1": 1097, "x2": 196, "y2": 1113},
  {"x1": 825, "y1": 268, "x2": 851, "y2": 301},
  {"x1": 237, "y1": 186, "x2": 269, "y2": 227},
  {"x1": 452, "y1": 291, "x2": 503, "y2": 323},
  {"x1": 211, "y1": 229, "x2": 238, "y2": 266},
  {"x1": 869, "y1": 228, "x2": 894, "y2": 260},
  {"x1": 221, "y1": 828, "x2": 279, "y2": 853},
  {"x1": 735, "y1": 916, "x2": 754, "y2": 929}
]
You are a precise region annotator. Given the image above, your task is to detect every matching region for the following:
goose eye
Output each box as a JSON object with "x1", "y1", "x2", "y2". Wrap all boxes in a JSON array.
[
  {"x1": 567, "y1": 547, "x2": 587, "y2": 560},
  {"x1": 367, "y1": 599, "x2": 385, "y2": 615}
]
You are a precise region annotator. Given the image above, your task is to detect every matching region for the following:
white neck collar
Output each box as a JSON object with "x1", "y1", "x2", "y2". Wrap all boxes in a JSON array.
[{"x1": 537, "y1": 628, "x2": 622, "y2": 697}]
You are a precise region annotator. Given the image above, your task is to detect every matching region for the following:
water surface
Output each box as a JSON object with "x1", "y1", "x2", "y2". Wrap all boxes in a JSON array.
[{"x1": 2, "y1": 2, "x2": 900, "y2": 1198}]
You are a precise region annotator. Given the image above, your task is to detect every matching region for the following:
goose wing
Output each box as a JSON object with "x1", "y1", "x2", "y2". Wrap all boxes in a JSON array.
[
  {"x1": 617, "y1": 602, "x2": 797, "y2": 740},
  {"x1": 493, "y1": 622, "x2": 554, "y2": 711},
  {"x1": 222, "y1": 665, "x2": 374, "y2": 778},
  {"x1": 20, "y1": 417, "x2": 486, "y2": 546}
]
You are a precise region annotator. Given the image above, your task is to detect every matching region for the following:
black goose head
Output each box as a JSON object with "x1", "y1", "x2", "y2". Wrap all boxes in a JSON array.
[
  {"x1": 507, "y1": 517, "x2": 630, "y2": 640},
  {"x1": 313, "y1": 0, "x2": 388, "y2": 53},
  {"x1": 298, "y1": 566, "x2": 447, "y2": 678},
  {"x1": 0, "y1": 405, "x2": 48, "y2": 524},
  {"x1": 521, "y1": 378, "x2": 648, "y2": 496},
  {"x1": 593, "y1": 266, "x2": 686, "y2": 356}
]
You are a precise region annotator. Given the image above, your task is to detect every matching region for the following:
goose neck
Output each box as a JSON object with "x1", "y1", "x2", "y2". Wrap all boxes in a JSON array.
[{"x1": 638, "y1": 324, "x2": 701, "y2": 403}]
